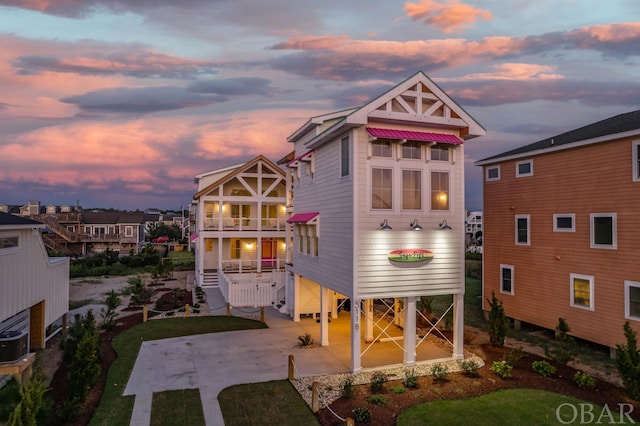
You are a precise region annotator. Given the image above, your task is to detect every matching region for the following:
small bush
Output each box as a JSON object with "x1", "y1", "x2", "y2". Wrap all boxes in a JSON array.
[
  {"x1": 340, "y1": 377, "x2": 354, "y2": 399},
  {"x1": 504, "y1": 346, "x2": 524, "y2": 367},
  {"x1": 546, "y1": 317, "x2": 576, "y2": 365},
  {"x1": 366, "y1": 395, "x2": 389, "y2": 406},
  {"x1": 574, "y1": 371, "x2": 596, "y2": 390},
  {"x1": 352, "y1": 407, "x2": 372, "y2": 424},
  {"x1": 490, "y1": 361, "x2": 513, "y2": 379},
  {"x1": 532, "y1": 360, "x2": 557, "y2": 378},
  {"x1": 616, "y1": 321, "x2": 640, "y2": 400},
  {"x1": 297, "y1": 333, "x2": 314, "y2": 347},
  {"x1": 370, "y1": 372, "x2": 387, "y2": 393},
  {"x1": 430, "y1": 363, "x2": 449, "y2": 382},
  {"x1": 390, "y1": 385, "x2": 406, "y2": 394},
  {"x1": 487, "y1": 291, "x2": 508, "y2": 347},
  {"x1": 0, "y1": 378, "x2": 21, "y2": 421},
  {"x1": 402, "y1": 368, "x2": 419, "y2": 388},
  {"x1": 461, "y1": 359, "x2": 480, "y2": 377}
]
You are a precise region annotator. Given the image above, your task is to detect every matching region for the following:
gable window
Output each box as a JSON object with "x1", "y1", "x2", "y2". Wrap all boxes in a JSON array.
[
  {"x1": 0, "y1": 235, "x2": 19, "y2": 253},
  {"x1": 516, "y1": 159, "x2": 533, "y2": 177},
  {"x1": 401, "y1": 141, "x2": 421, "y2": 159},
  {"x1": 633, "y1": 141, "x2": 640, "y2": 182},
  {"x1": 625, "y1": 281, "x2": 640, "y2": 320},
  {"x1": 371, "y1": 140, "x2": 392, "y2": 158},
  {"x1": 486, "y1": 166, "x2": 500, "y2": 181},
  {"x1": 500, "y1": 264, "x2": 514, "y2": 295},
  {"x1": 570, "y1": 273, "x2": 594, "y2": 310},
  {"x1": 372, "y1": 168, "x2": 393, "y2": 210},
  {"x1": 431, "y1": 144, "x2": 449, "y2": 161},
  {"x1": 402, "y1": 170, "x2": 421, "y2": 210},
  {"x1": 341, "y1": 137, "x2": 350, "y2": 177},
  {"x1": 553, "y1": 214, "x2": 575, "y2": 232},
  {"x1": 590, "y1": 213, "x2": 617, "y2": 249},
  {"x1": 515, "y1": 214, "x2": 530, "y2": 245},
  {"x1": 430, "y1": 171, "x2": 449, "y2": 211}
]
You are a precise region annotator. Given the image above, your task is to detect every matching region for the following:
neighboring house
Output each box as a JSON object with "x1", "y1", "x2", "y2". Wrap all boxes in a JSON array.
[
  {"x1": 476, "y1": 109, "x2": 640, "y2": 354},
  {"x1": 0, "y1": 212, "x2": 69, "y2": 382},
  {"x1": 192, "y1": 155, "x2": 288, "y2": 306},
  {"x1": 465, "y1": 211, "x2": 483, "y2": 250},
  {"x1": 285, "y1": 71, "x2": 485, "y2": 372}
]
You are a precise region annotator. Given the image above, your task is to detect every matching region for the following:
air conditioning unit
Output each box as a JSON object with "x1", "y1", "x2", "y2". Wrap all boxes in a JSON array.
[{"x1": 0, "y1": 331, "x2": 29, "y2": 363}]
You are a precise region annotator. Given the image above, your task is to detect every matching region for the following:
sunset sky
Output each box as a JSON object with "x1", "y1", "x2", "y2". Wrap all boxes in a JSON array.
[{"x1": 1, "y1": 0, "x2": 639, "y2": 211}]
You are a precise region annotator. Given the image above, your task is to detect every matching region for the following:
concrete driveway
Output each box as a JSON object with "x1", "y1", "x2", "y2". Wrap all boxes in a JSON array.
[{"x1": 124, "y1": 303, "x2": 350, "y2": 425}]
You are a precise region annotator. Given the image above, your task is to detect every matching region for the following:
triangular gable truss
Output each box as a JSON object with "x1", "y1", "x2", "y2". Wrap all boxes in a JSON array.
[{"x1": 193, "y1": 155, "x2": 285, "y2": 200}]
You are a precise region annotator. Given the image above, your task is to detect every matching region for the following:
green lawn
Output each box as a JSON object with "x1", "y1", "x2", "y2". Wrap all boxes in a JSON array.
[
  {"x1": 218, "y1": 380, "x2": 319, "y2": 426},
  {"x1": 151, "y1": 389, "x2": 205, "y2": 426},
  {"x1": 397, "y1": 388, "x2": 635, "y2": 425},
  {"x1": 89, "y1": 316, "x2": 267, "y2": 426}
]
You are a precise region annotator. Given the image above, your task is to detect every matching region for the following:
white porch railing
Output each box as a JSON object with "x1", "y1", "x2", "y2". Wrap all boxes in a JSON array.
[
  {"x1": 202, "y1": 217, "x2": 287, "y2": 231},
  {"x1": 219, "y1": 271, "x2": 286, "y2": 308},
  {"x1": 221, "y1": 258, "x2": 286, "y2": 272}
]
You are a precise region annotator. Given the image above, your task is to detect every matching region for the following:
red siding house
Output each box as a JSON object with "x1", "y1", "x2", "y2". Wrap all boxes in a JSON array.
[{"x1": 477, "y1": 109, "x2": 640, "y2": 354}]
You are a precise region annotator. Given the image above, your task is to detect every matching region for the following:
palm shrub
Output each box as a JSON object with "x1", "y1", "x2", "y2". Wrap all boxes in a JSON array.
[
  {"x1": 487, "y1": 291, "x2": 507, "y2": 347},
  {"x1": 100, "y1": 290, "x2": 121, "y2": 331},
  {"x1": 616, "y1": 321, "x2": 640, "y2": 400}
]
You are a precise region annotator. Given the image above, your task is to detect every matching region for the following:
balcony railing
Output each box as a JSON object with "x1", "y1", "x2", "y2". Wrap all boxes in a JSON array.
[
  {"x1": 221, "y1": 257, "x2": 286, "y2": 272},
  {"x1": 202, "y1": 217, "x2": 286, "y2": 232}
]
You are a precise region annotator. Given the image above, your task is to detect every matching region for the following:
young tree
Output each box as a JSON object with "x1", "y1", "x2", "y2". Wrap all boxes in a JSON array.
[
  {"x1": 487, "y1": 291, "x2": 508, "y2": 347},
  {"x1": 546, "y1": 317, "x2": 576, "y2": 364},
  {"x1": 8, "y1": 367, "x2": 48, "y2": 426},
  {"x1": 100, "y1": 290, "x2": 121, "y2": 331},
  {"x1": 616, "y1": 321, "x2": 640, "y2": 400}
]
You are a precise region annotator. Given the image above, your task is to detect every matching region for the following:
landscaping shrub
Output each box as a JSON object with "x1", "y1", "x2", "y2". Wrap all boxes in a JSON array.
[
  {"x1": 616, "y1": 321, "x2": 640, "y2": 400},
  {"x1": 504, "y1": 346, "x2": 524, "y2": 367},
  {"x1": 461, "y1": 359, "x2": 480, "y2": 377},
  {"x1": 297, "y1": 333, "x2": 314, "y2": 347},
  {"x1": 546, "y1": 317, "x2": 576, "y2": 365},
  {"x1": 430, "y1": 363, "x2": 449, "y2": 382},
  {"x1": 402, "y1": 368, "x2": 419, "y2": 388},
  {"x1": 0, "y1": 378, "x2": 20, "y2": 421},
  {"x1": 490, "y1": 361, "x2": 513, "y2": 379},
  {"x1": 340, "y1": 376, "x2": 354, "y2": 399},
  {"x1": 487, "y1": 291, "x2": 507, "y2": 347},
  {"x1": 351, "y1": 407, "x2": 372, "y2": 424},
  {"x1": 370, "y1": 372, "x2": 387, "y2": 393},
  {"x1": 531, "y1": 360, "x2": 557, "y2": 378},
  {"x1": 390, "y1": 385, "x2": 406, "y2": 394},
  {"x1": 366, "y1": 394, "x2": 389, "y2": 406},
  {"x1": 100, "y1": 290, "x2": 121, "y2": 331},
  {"x1": 8, "y1": 367, "x2": 49, "y2": 426},
  {"x1": 573, "y1": 371, "x2": 596, "y2": 390}
]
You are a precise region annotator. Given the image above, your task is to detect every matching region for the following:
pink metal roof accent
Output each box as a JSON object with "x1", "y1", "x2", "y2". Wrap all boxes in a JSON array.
[
  {"x1": 286, "y1": 149, "x2": 314, "y2": 167},
  {"x1": 366, "y1": 127, "x2": 462, "y2": 144},
  {"x1": 287, "y1": 212, "x2": 319, "y2": 223}
]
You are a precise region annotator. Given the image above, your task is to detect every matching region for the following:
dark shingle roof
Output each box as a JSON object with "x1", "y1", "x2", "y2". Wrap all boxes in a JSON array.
[
  {"x1": 82, "y1": 211, "x2": 145, "y2": 224},
  {"x1": 0, "y1": 211, "x2": 41, "y2": 226},
  {"x1": 478, "y1": 109, "x2": 640, "y2": 163}
]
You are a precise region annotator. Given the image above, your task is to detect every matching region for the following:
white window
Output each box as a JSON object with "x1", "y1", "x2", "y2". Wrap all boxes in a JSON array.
[
  {"x1": 570, "y1": 273, "x2": 594, "y2": 310},
  {"x1": 341, "y1": 137, "x2": 350, "y2": 177},
  {"x1": 515, "y1": 214, "x2": 530, "y2": 245},
  {"x1": 500, "y1": 264, "x2": 514, "y2": 295},
  {"x1": 401, "y1": 141, "x2": 421, "y2": 159},
  {"x1": 516, "y1": 159, "x2": 533, "y2": 177},
  {"x1": 125, "y1": 226, "x2": 134, "y2": 237},
  {"x1": 486, "y1": 166, "x2": 500, "y2": 181},
  {"x1": 402, "y1": 169, "x2": 421, "y2": 210},
  {"x1": 633, "y1": 141, "x2": 640, "y2": 182},
  {"x1": 372, "y1": 168, "x2": 393, "y2": 210},
  {"x1": 590, "y1": 213, "x2": 617, "y2": 249},
  {"x1": 431, "y1": 144, "x2": 449, "y2": 161},
  {"x1": 371, "y1": 139, "x2": 392, "y2": 158},
  {"x1": 430, "y1": 171, "x2": 449, "y2": 211},
  {"x1": 295, "y1": 223, "x2": 318, "y2": 256},
  {"x1": 0, "y1": 235, "x2": 19, "y2": 254},
  {"x1": 625, "y1": 281, "x2": 640, "y2": 321},
  {"x1": 553, "y1": 214, "x2": 575, "y2": 232}
]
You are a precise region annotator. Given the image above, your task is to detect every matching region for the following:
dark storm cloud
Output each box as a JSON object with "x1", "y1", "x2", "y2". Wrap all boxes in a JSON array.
[
  {"x1": 14, "y1": 52, "x2": 219, "y2": 79},
  {"x1": 443, "y1": 79, "x2": 640, "y2": 108},
  {"x1": 187, "y1": 77, "x2": 278, "y2": 96},
  {"x1": 60, "y1": 86, "x2": 226, "y2": 114}
]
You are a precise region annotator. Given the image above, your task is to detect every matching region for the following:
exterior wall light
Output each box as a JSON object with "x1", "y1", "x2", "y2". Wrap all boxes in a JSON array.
[
  {"x1": 439, "y1": 220, "x2": 452, "y2": 230},
  {"x1": 380, "y1": 219, "x2": 392, "y2": 230},
  {"x1": 409, "y1": 219, "x2": 423, "y2": 231}
]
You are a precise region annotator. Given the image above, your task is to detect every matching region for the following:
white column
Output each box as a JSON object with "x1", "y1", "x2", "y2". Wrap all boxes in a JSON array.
[
  {"x1": 363, "y1": 299, "x2": 374, "y2": 343},
  {"x1": 320, "y1": 285, "x2": 329, "y2": 346},
  {"x1": 403, "y1": 296, "x2": 416, "y2": 366},
  {"x1": 453, "y1": 292, "x2": 464, "y2": 359},
  {"x1": 293, "y1": 275, "x2": 301, "y2": 322},
  {"x1": 351, "y1": 299, "x2": 362, "y2": 373},
  {"x1": 332, "y1": 292, "x2": 338, "y2": 319}
]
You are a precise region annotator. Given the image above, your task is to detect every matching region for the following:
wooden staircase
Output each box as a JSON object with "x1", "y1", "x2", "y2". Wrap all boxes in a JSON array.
[
  {"x1": 41, "y1": 216, "x2": 79, "y2": 242},
  {"x1": 41, "y1": 234, "x2": 73, "y2": 255}
]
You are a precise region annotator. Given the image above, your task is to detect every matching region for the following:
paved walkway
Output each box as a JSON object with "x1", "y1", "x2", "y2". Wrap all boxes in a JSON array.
[{"x1": 124, "y1": 287, "x2": 350, "y2": 426}]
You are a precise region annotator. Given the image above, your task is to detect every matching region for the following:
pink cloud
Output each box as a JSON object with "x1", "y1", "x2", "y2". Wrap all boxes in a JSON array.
[{"x1": 404, "y1": 0, "x2": 493, "y2": 34}]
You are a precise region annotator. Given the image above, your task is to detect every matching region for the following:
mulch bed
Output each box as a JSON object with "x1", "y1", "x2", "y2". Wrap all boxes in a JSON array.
[{"x1": 316, "y1": 344, "x2": 640, "y2": 425}]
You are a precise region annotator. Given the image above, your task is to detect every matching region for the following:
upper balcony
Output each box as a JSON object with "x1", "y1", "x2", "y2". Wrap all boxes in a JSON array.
[{"x1": 201, "y1": 201, "x2": 287, "y2": 232}]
